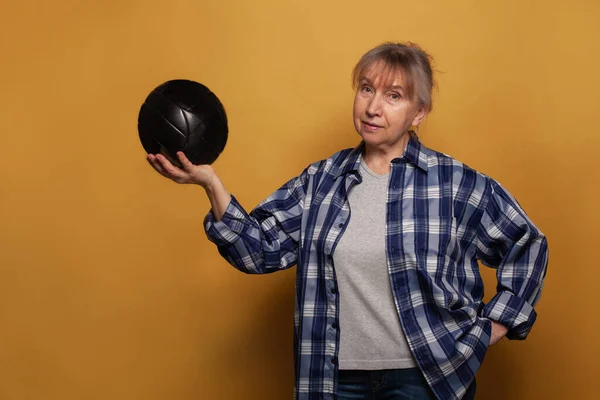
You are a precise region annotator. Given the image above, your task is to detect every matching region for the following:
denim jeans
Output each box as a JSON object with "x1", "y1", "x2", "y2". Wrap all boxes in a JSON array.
[{"x1": 337, "y1": 368, "x2": 476, "y2": 400}]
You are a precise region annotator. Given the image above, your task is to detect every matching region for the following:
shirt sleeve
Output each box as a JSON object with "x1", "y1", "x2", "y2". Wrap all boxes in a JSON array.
[
  {"x1": 202, "y1": 168, "x2": 308, "y2": 274},
  {"x1": 476, "y1": 178, "x2": 549, "y2": 340}
]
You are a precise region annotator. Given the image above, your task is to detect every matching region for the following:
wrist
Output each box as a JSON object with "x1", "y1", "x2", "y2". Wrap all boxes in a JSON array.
[{"x1": 202, "y1": 170, "x2": 220, "y2": 194}]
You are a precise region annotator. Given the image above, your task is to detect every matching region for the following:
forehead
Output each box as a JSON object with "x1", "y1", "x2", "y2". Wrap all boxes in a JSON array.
[{"x1": 360, "y1": 61, "x2": 407, "y2": 88}]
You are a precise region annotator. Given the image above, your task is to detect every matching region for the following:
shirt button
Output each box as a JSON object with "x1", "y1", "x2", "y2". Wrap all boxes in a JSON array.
[
  {"x1": 332, "y1": 323, "x2": 337, "y2": 329},
  {"x1": 331, "y1": 357, "x2": 338, "y2": 365},
  {"x1": 330, "y1": 287, "x2": 337, "y2": 295},
  {"x1": 337, "y1": 222, "x2": 344, "y2": 228}
]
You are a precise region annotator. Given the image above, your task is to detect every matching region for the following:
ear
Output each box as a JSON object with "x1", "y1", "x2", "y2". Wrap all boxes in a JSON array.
[{"x1": 411, "y1": 104, "x2": 429, "y2": 127}]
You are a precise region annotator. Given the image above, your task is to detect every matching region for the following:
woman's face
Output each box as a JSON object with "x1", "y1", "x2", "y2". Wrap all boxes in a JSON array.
[{"x1": 353, "y1": 63, "x2": 427, "y2": 152}]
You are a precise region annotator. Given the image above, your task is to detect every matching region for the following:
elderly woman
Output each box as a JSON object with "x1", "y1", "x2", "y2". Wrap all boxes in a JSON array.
[{"x1": 147, "y1": 42, "x2": 548, "y2": 400}]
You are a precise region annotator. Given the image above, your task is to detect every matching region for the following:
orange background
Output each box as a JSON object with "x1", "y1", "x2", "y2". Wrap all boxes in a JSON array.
[{"x1": 1, "y1": 0, "x2": 598, "y2": 399}]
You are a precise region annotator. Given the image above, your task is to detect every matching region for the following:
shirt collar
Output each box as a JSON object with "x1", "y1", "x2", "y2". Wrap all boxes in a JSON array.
[
  {"x1": 333, "y1": 133, "x2": 430, "y2": 179},
  {"x1": 399, "y1": 133, "x2": 430, "y2": 172},
  {"x1": 333, "y1": 142, "x2": 364, "y2": 179}
]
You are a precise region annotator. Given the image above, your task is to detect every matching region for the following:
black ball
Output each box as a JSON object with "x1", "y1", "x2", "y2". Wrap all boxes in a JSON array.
[{"x1": 138, "y1": 79, "x2": 228, "y2": 167}]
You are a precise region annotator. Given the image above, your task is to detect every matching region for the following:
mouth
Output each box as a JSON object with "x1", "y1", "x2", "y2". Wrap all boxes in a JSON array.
[{"x1": 362, "y1": 121, "x2": 383, "y2": 131}]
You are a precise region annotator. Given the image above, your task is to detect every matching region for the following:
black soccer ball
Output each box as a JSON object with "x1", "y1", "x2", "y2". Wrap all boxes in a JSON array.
[{"x1": 138, "y1": 79, "x2": 228, "y2": 167}]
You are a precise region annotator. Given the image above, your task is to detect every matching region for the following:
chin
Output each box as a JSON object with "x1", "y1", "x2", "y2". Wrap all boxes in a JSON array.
[{"x1": 358, "y1": 130, "x2": 383, "y2": 144}]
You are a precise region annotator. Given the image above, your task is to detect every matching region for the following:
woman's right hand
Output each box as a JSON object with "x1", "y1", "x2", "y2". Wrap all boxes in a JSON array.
[
  {"x1": 147, "y1": 150, "x2": 232, "y2": 220},
  {"x1": 147, "y1": 151, "x2": 216, "y2": 189}
]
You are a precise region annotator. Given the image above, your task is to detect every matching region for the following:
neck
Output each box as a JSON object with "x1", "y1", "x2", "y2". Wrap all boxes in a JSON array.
[{"x1": 362, "y1": 133, "x2": 411, "y2": 174}]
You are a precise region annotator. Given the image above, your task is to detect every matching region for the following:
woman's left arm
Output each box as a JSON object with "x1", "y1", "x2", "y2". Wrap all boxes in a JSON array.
[{"x1": 476, "y1": 179, "x2": 549, "y2": 341}]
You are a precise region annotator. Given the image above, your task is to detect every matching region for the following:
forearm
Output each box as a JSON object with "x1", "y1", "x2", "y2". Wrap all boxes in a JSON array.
[
  {"x1": 203, "y1": 173, "x2": 232, "y2": 221},
  {"x1": 203, "y1": 194, "x2": 300, "y2": 274},
  {"x1": 477, "y1": 179, "x2": 549, "y2": 339},
  {"x1": 203, "y1": 170, "x2": 309, "y2": 274}
]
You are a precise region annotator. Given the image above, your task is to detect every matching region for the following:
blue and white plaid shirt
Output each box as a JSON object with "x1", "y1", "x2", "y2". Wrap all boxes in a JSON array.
[{"x1": 204, "y1": 136, "x2": 548, "y2": 400}]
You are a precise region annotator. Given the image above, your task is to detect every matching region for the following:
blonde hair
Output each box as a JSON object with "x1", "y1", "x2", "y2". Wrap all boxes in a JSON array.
[{"x1": 352, "y1": 42, "x2": 436, "y2": 112}]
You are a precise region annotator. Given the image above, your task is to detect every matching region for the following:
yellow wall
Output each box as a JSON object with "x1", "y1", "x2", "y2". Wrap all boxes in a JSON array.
[{"x1": 1, "y1": 0, "x2": 598, "y2": 398}]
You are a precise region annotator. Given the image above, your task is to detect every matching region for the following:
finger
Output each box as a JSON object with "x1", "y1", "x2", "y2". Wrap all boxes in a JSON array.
[
  {"x1": 146, "y1": 155, "x2": 169, "y2": 178},
  {"x1": 148, "y1": 159, "x2": 174, "y2": 182},
  {"x1": 155, "y1": 153, "x2": 188, "y2": 179},
  {"x1": 146, "y1": 154, "x2": 163, "y2": 172}
]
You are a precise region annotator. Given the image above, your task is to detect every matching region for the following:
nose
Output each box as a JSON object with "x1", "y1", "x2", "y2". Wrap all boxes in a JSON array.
[{"x1": 366, "y1": 94, "x2": 382, "y2": 117}]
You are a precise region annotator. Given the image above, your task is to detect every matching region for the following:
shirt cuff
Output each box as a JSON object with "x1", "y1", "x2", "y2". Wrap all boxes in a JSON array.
[
  {"x1": 481, "y1": 290, "x2": 537, "y2": 340},
  {"x1": 203, "y1": 195, "x2": 250, "y2": 246}
]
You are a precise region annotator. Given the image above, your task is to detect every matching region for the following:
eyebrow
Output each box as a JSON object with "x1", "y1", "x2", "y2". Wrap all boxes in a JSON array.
[{"x1": 359, "y1": 77, "x2": 405, "y2": 91}]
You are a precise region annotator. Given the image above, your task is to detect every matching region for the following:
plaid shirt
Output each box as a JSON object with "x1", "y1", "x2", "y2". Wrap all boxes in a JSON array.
[{"x1": 204, "y1": 136, "x2": 548, "y2": 400}]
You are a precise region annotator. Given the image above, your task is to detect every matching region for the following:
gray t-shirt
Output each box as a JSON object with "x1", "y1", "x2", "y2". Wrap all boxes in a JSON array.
[{"x1": 333, "y1": 158, "x2": 417, "y2": 370}]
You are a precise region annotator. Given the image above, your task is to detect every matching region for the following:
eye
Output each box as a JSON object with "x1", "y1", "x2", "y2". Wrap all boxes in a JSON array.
[
  {"x1": 389, "y1": 92, "x2": 401, "y2": 100},
  {"x1": 360, "y1": 85, "x2": 373, "y2": 93}
]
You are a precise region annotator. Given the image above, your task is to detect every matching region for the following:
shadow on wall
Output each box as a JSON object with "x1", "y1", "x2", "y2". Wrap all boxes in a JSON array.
[
  {"x1": 477, "y1": 341, "x2": 522, "y2": 398},
  {"x1": 202, "y1": 268, "x2": 296, "y2": 399}
]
